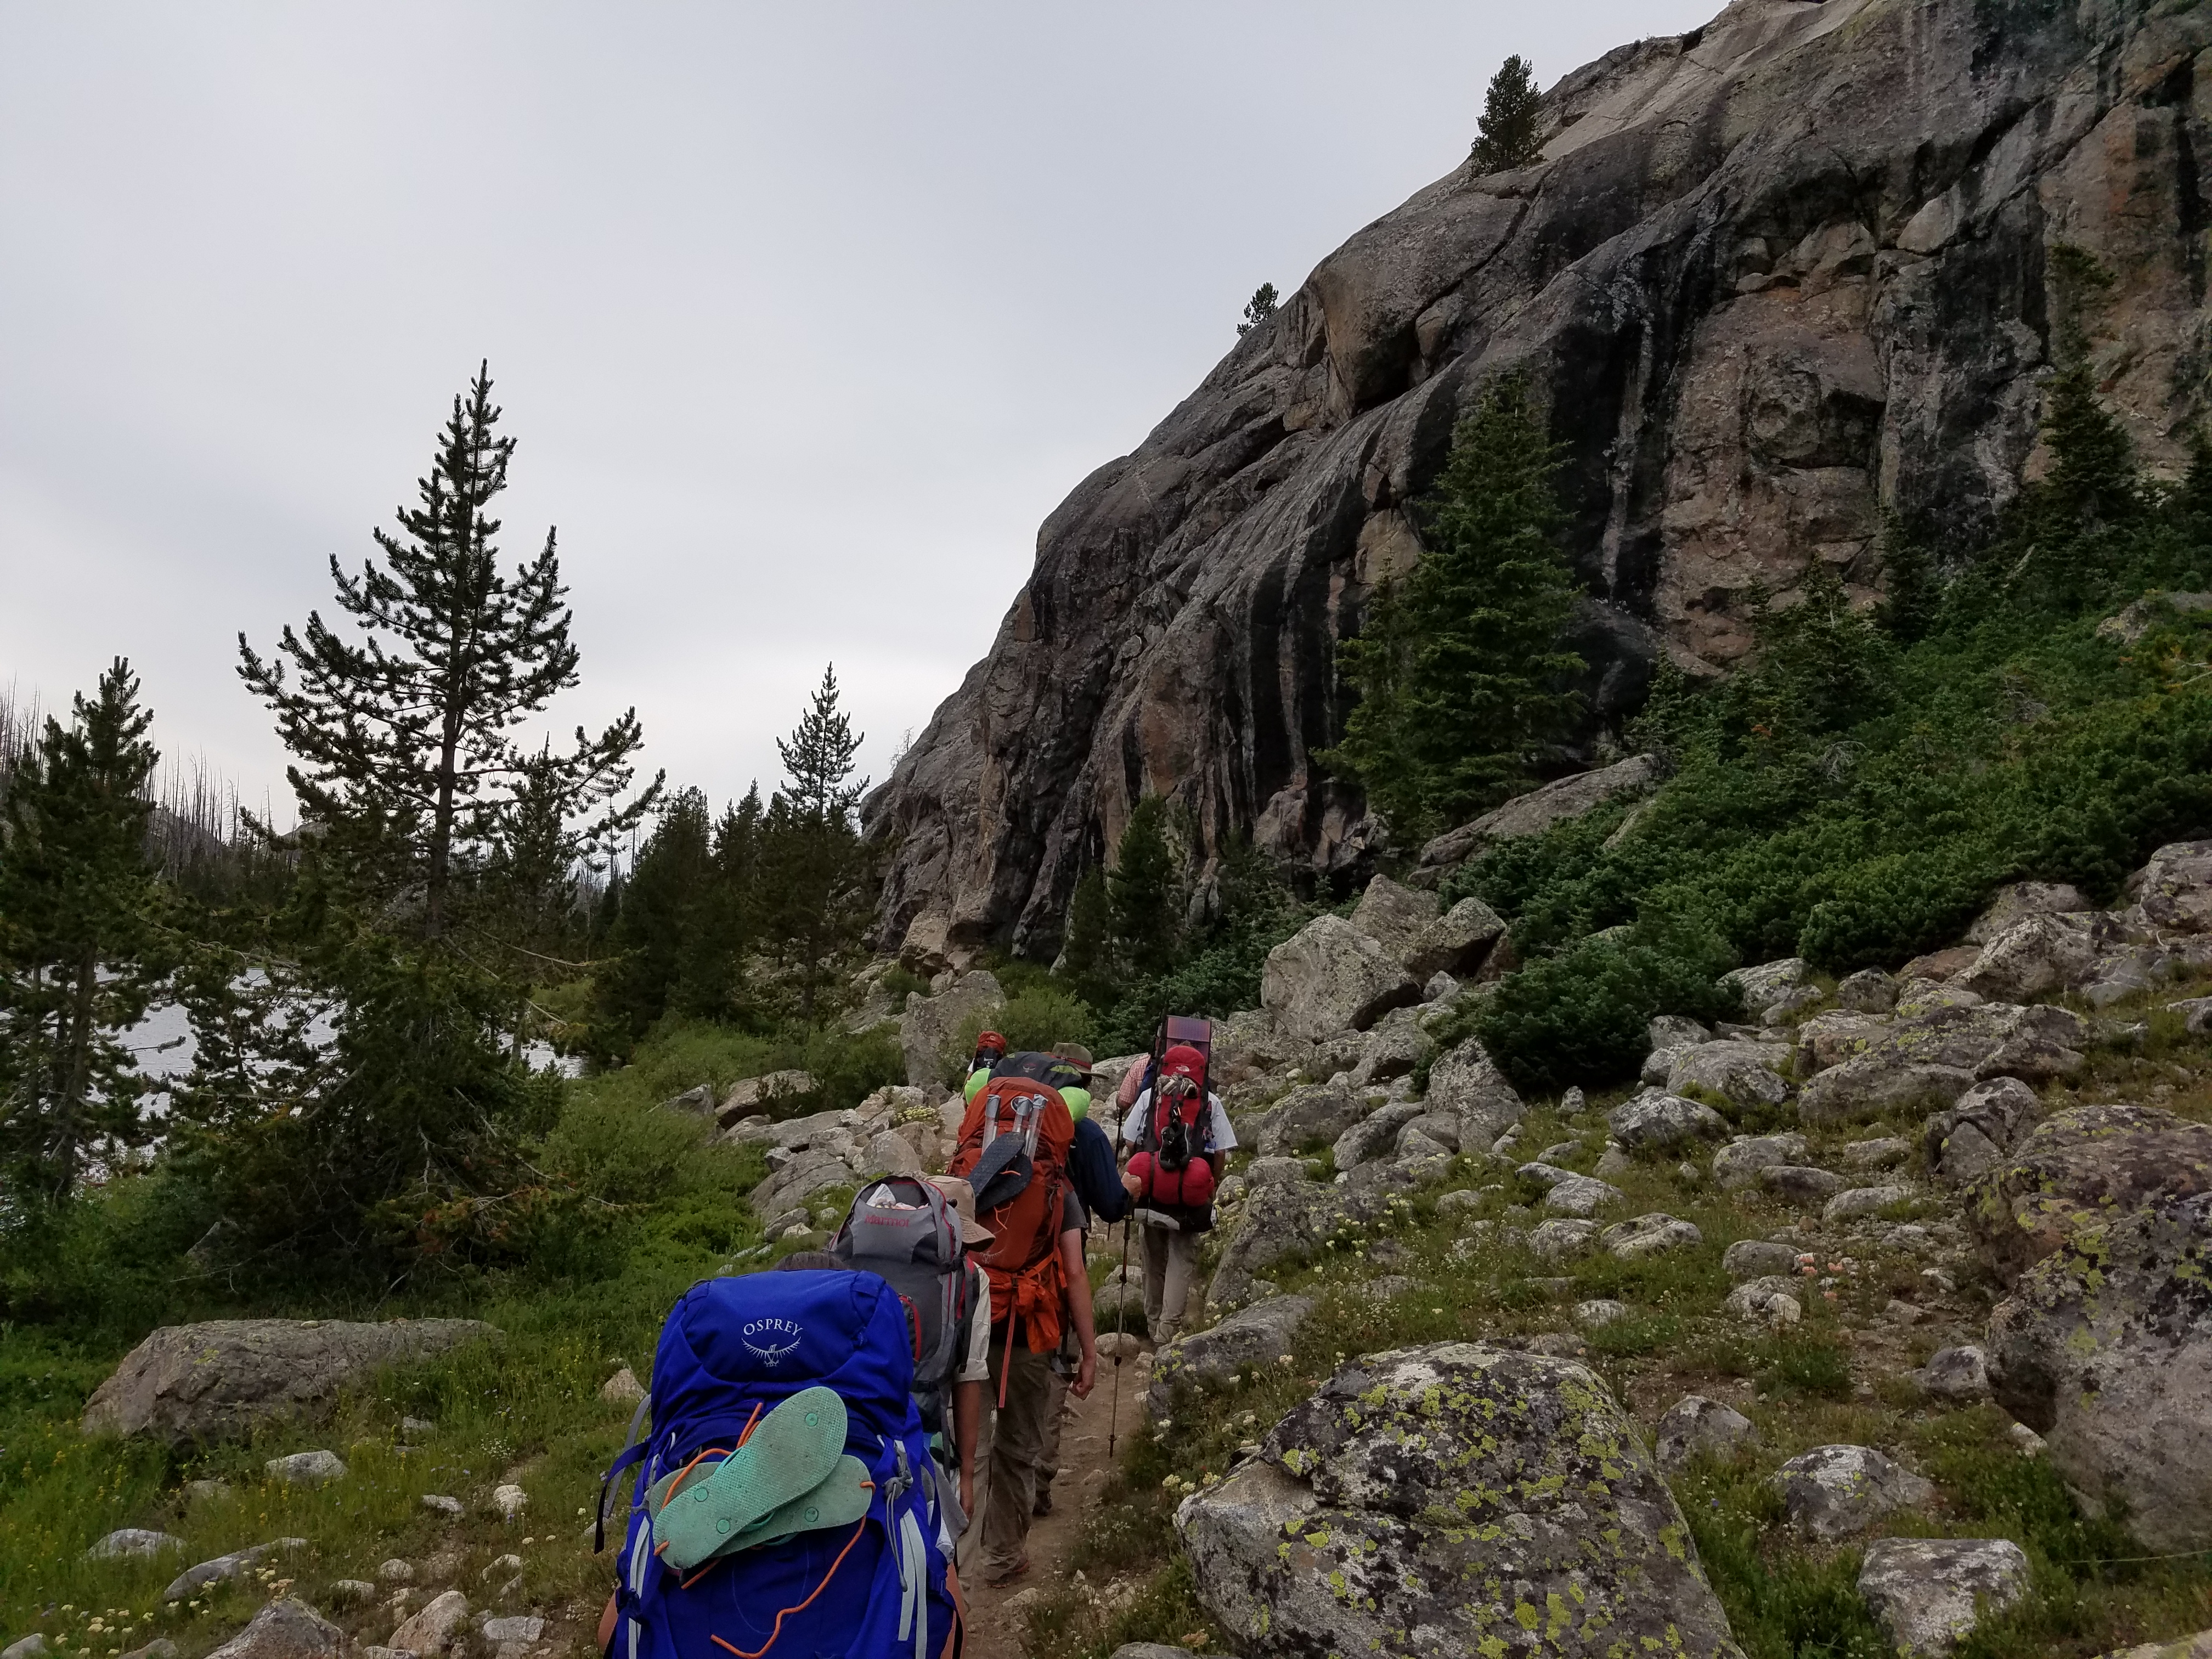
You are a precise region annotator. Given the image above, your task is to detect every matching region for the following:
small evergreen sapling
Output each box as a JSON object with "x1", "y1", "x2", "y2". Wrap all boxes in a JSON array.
[
  {"x1": 1239, "y1": 283, "x2": 1279, "y2": 335},
  {"x1": 1471, "y1": 55, "x2": 1544, "y2": 173},
  {"x1": 760, "y1": 666, "x2": 876, "y2": 1022}
]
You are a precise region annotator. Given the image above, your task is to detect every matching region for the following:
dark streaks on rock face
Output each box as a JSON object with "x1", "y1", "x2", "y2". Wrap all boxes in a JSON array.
[{"x1": 866, "y1": 0, "x2": 2212, "y2": 967}]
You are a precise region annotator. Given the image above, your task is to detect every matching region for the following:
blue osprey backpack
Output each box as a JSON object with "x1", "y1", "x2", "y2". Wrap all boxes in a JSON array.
[{"x1": 601, "y1": 1270, "x2": 960, "y2": 1659}]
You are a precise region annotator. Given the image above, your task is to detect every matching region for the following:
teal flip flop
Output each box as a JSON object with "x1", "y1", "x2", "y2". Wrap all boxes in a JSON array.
[
  {"x1": 725, "y1": 1454, "x2": 875, "y2": 1555},
  {"x1": 650, "y1": 1386, "x2": 849, "y2": 1570}
]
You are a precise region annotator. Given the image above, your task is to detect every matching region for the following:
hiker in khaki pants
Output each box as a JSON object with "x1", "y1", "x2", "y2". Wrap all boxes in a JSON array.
[{"x1": 967, "y1": 1189, "x2": 1097, "y2": 1587}]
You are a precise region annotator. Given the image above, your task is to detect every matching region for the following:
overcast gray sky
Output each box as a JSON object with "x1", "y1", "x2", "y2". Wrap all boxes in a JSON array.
[{"x1": 1, "y1": 1, "x2": 1713, "y2": 823}]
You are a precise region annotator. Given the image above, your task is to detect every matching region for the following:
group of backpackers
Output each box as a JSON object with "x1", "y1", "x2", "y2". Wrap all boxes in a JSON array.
[{"x1": 594, "y1": 1015, "x2": 1231, "y2": 1659}]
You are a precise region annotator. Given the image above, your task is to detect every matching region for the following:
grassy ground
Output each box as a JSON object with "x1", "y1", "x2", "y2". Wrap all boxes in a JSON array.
[
  {"x1": 1020, "y1": 973, "x2": 2212, "y2": 1659},
  {"x1": 0, "y1": 1032, "x2": 776, "y2": 1657}
]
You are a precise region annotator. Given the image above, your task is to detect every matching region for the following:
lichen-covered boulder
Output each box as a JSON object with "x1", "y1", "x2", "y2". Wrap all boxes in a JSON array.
[
  {"x1": 1720, "y1": 958, "x2": 1809, "y2": 1017},
  {"x1": 1401, "y1": 895, "x2": 1506, "y2": 981},
  {"x1": 1254, "y1": 1083, "x2": 1370, "y2": 1158},
  {"x1": 1146, "y1": 1296, "x2": 1314, "y2": 1415},
  {"x1": 1925, "y1": 1076, "x2": 2041, "y2": 1187},
  {"x1": 1956, "y1": 911, "x2": 2121, "y2": 1002},
  {"x1": 1601, "y1": 1213, "x2": 1702, "y2": 1259},
  {"x1": 1421, "y1": 1037, "x2": 1527, "y2": 1146},
  {"x1": 1176, "y1": 1343, "x2": 1743, "y2": 1658},
  {"x1": 82, "y1": 1320, "x2": 499, "y2": 1444},
  {"x1": 1857, "y1": 1537, "x2": 2029, "y2": 1657},
  {"x1": 1985, "y1": 1192, "x2": 2212, "y2": 1553},
  {"x1": 1797, "y1": 1002, "x2": 2085, "y2": 1127},
  {"x1": 1667, "y1": 1041, "x2": 1792, "y2": 1112},
  {"x1": 1331, "y1": 1099, "x2": 1426, "y2": 1170},
  {"x1": 1609, "y1": 1090, "x2": 1729, "y2": 1152},
  {"x1": 2130, "y1": 840, "x2": 2212, "y2": 933},
  {"x1": 1772, "y1": 1446, "x2": 1933, "y2": 1541},
  {"x1": 1206, "y1": 1181, "x2": 1396, "y2": 1311},
  {"x1": 1261, "y1": 915, "x2": 1422, "y2": 1042},
  {"x1": 1966, "y1": 1102, "x2": 2212, "y2": 1284}
]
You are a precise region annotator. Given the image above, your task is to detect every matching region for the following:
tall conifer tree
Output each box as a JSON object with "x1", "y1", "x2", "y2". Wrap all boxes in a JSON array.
[
  {"x1": 1325, "y1": 374, "x2": 1584, "y2": 840},
  {"x1": 1471, "y1": 56, "x2": 1544, "y2": 172},
  {"x1": 238, "y1": 364, "x2": 658, "y2": 942},
  {"x1": 0, "y1": 661, "x2": 164, "y2": 1201}
]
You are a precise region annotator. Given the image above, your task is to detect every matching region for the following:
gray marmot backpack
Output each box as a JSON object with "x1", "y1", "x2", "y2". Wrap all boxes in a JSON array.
[{"x1": 829, "y1": 1175, "x2": 971, "y2": 1437}]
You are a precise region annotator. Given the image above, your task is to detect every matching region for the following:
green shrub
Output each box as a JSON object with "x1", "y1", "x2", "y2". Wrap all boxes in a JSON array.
[{"x1": 1474, "y1": 917, "x2": 1739, "y2": 1092}]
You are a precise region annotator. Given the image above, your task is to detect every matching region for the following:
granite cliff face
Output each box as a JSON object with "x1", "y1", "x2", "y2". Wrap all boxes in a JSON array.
[{"x1": 866, "y1": 0, "x2": 2212, "y2": 966}]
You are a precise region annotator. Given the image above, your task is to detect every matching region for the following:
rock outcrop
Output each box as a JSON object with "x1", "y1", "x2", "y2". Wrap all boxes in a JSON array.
[
  {"x1": 1176, "y1": 1343, "x2": 1742, "y2": 1658},
  {"x1": 864, "y1": 0, "x2": 2212, "y2": 961},
  {"x1": 82, "y1": 1320, "x2": 498, "y2": 1444},
  {"x1": 1985, "y1": 1191, "x2": 2212, "y2": 1552}
]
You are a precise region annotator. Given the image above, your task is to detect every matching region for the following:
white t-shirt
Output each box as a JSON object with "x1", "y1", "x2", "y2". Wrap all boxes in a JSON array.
[
  {"x1": 956, "y1": 1261, "x2": 992, "y2": 1384},
  {"x1": 1122, "y1": 1089, "x2": 1237, "y2": 1154}
]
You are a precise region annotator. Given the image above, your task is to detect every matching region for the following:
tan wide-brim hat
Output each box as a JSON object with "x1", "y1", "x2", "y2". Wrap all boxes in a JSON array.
[
  {"x1": 1051, "y1": 1042, "x2": 1095, "y2": 1076},
  {"x1": 926, "y1": 1176, "x2": 996, "y2": 1246}
]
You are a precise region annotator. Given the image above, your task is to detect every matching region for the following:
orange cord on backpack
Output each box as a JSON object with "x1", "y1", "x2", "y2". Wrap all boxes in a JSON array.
[{"x1": 706, "y1": 1514, "x2": 871, "y2": 1659}]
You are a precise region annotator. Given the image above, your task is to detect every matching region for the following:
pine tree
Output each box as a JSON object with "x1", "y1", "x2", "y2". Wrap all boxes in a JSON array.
[
  {"x1": 0, "y1": 661, "x2": 165, "y2": 1202},
  {"x1": 1239, "y1": 283, "x2": 1279, "y2": 335},
  {"x1": 1875, "y1": 509, "x2": 1939, "y2": 644},
  {"x1": 1107, "y1": 798, "x2": 1182, "y2": 981},
  {"x1": 238, "y1": 364, "x2": 658, "y2": 944},
  {"x1": 1325, "y1": 374, "x2": 1584, "y2": 840},
  {"x1": 759, "y1": 667, "x2": 876, "y2": 1022},
  {"x1": 1058, "y1": 864, "x2": 1116, "y2": 1007},
  {"x1": 2038, "y1": 364, "x2": 2140, "y2": 535},
  {"x1": 595, "y1": 787, "x2": 720, "y2": 1042},
  {"x1": 1471, "y1": 55, "x2": 1544, "y2": 173}
]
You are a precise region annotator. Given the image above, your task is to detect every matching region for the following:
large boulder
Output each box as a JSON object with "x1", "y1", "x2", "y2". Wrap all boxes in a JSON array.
[
  {"x1": 1609, "y1": 1090, "x2": 1729, "y2": 1152},
  {"x1": 1985, "y1": 1192, "x2": 2212, "y2": 1553},
  {"x1": 1176, "y1": 1343, "x2": 1741, "y2": 1658},
  {"x1": 1719, "y1": 958, "x2": 1809, "y2": 1018},
  {"x1": 1420, "y1": 1037, "x2": 1526, "y2": 1144},
  {"x1": 205, "y1": 1601, "x2": 353, "y2": 1659},
  {"x1": 1924, "y1": 1076, "x2": 2042, "y2": 1186},
  {"x1": 899, "y1": 970, "x2": 1005, "y2": 1088},
  {"x1": 1253, "y1": 1082, "x2": 1369, "y2": 1158},
  {"x1": 1260, "y1": 916, "x2": 1421, "y2": 1041},
  {"x1": 1206, "y1": 1181, "x2": 1397, "y2": 1310},
  {"x1": 716, "y1": 1070, "x2": 818, "y2": 1126},
  {"x1": 1797, "y1": 1001, "x2": 2084, "y2": 1126},
  {"x1": 1712, "y1": 1132, "x2": 1809, "y2": 1189},
  {"x1": 1957, "y1": 911, "x2": 2128, "y2": 1003},
  {"x1": 1345, "y1": 873, "x2": 1438, "y2": 960},
  {"x1": 82, "y1": 1320, "x2": 498, "y2": 1444},
  {"x1": 1331, "y1": 1099, "x2": 1426, "y2": 1170},
  {"x1": 1347, "y1": 1005, "x2": 1434, "y2": 1087},
  {"x1": 1966, "y1": 882, "x2": 2093, "y2": 944},
  {"x1": 1145, "y1": 1296, "x2": 1314, "y2": 1414},
  {"x1": 1966, "y1": 1102, "x2": 2212, "y2": 1284},
  {"x1": 1414, "y1": 756, "x2": 1663, "y2": 875},
  {"x1": 1857, "y1": 1538, "x2": 2030, "y2": 1658},
  {"x1": 1667, "y1": 1041, "x2": 1792, "y2": 1112},
  {"x1": 2130, "y1": 840, "x2": 2212, "y2": 933},
  {"x1": 1400, "y1": 896, "x2": 1506, "y2": 981},
  {"x1": 1772, "y1": 1446, "x2": 1933, "y2": 1541}
]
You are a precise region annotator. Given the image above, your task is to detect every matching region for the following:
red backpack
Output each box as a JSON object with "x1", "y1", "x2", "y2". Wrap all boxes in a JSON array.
[{"x1": 946, "y1": 1066, "x2": 1076, "y2": 1387}]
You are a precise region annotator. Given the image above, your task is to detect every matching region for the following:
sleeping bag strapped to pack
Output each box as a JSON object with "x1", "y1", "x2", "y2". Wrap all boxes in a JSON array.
[
  {"x1": 602, "y1": 1271, "x2": 957, "y2": 1659},
  {"x1": 947, "y1": 1057, "x2": 1075, "y2": 1375}
]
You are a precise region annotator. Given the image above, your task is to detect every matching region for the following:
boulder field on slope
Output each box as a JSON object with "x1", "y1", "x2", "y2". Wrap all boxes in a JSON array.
[
  {"x1": 1176, "y1": 1344, "x2": 1742, "y2": 1659},
  {"x1": 81, "y1": 1320, "x2": 499, "y2": 1444}
]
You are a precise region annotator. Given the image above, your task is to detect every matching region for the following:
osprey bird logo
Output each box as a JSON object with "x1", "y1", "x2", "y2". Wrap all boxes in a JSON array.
[{"x1": 743, "y1": 1333, "x2": 802, "y2": 1368}]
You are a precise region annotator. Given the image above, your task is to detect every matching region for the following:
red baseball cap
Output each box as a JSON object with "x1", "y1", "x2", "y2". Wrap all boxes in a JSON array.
[{"x1": 1162, "y1": 1043, "x2": 1206, "y2": 1080}]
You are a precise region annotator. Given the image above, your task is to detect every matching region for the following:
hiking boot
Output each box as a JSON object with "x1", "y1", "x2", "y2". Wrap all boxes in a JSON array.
[{"x1": 1032, "y1": 1486, "x2": 1053, "y2": 1516}]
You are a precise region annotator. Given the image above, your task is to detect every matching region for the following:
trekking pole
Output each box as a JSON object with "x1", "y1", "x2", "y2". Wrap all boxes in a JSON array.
[{"x1": 1107, "y1": 1213, "x2": 1131, "y2": 1456}]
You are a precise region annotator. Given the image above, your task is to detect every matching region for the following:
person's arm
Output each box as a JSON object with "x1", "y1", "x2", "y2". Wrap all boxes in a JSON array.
[
  {"x1": 1060, "y1": 1227, "x2": 1098, "y2": 1397},
  {"x1": 598, "y1": 1595, "x2": 618, "y2": 1656}
]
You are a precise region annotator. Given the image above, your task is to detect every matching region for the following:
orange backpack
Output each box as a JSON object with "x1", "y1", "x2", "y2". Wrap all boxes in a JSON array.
[{"x1": 947, "y1": 1070, "x2": 1076, "y2": 1373}]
